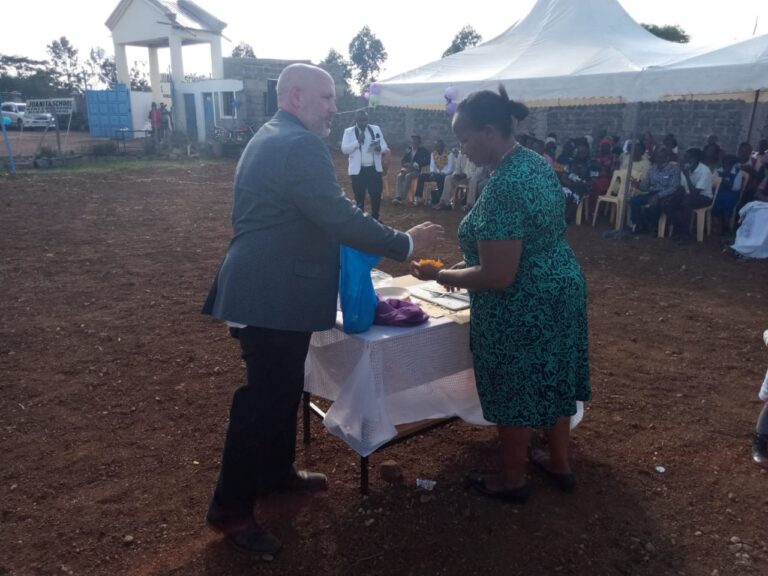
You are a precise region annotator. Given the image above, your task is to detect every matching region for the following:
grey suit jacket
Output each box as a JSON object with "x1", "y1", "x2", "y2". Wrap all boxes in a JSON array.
[{"x1": 203, "y1": 110, "x2": 411, "y2": 332}]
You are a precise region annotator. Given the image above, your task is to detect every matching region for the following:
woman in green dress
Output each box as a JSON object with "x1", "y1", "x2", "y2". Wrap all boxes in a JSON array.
[{"x1": 411, "y1": 86, "x2": 591, "y2": 503}]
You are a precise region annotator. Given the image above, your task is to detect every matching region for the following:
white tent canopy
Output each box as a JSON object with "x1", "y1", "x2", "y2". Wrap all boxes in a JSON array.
[{"x1": 379, "y1": 0, "x2": 768, "y2": 108}]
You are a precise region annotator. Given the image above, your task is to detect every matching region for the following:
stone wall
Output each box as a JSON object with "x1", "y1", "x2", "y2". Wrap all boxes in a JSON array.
[
  {"x1": 329, "y1": 103, "x2": 455, "y2": 151},
  {"x1": 360, "y1": 99, "x2": 768, "y2": 157},
  {"x1": 223, "y1": 57, "x2": 310, "y2": 127}
]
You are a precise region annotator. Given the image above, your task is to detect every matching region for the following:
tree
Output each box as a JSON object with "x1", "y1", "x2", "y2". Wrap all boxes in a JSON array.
[
  {"x1": 79, "y1": 47, "x2": 116, "y2": 90},
  {"x1": 129, "y1": 61, "x2": 151, "y2": 92},
  {"x1": 47, "y1": 36, "x2": 82, "y2": 92},
  {"x1": 0, "y1": 55, "x2": 49, "y2": 77},
  {"x1": 348, "y1": 26, "x2": 387, "y2": 93},
  {"x1": 318, "y1": 49, "x2": 352, "y2": 93},
  {"x1": 231, "y1": 42, "x2": 256, "y2": 58},
  {"x1": 96, "y1": 52, "x2": 118, "y2": 89},
  {"x1": 0, "y1": 55, "x2": 58, "y2": 98},
  {"x1": 443, "y1": 25, "x2": 483, "y2": 58},
  {"x1": 641, "y1": 23, "x2": 690, "y2": 43},
  {"x1": 0, "y1": 71, "x2": 58, "y2": 99}
]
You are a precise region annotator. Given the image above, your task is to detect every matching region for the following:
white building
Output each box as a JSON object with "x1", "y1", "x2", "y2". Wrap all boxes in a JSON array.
[{"x1": 105, "y1": 0, "x2": 243, "y2": 142}]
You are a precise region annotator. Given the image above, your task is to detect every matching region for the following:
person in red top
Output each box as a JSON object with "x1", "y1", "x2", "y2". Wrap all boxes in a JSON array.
[
  {"x1": 148, "y1": 102, "x2": 163, "y2": 142},
  {"x1": 588, "y1": 137, "x2": 617, "y2": 215}
]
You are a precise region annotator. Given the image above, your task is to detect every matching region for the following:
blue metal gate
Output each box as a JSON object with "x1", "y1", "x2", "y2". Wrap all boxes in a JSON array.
[{"x1": 85, "y1": 84, "x2": 132, "y2": 138}]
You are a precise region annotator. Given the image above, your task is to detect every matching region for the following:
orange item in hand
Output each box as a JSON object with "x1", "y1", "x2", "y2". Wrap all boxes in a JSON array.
[{"x1": 418, "y1": 258, "x2": 444, "y2": 269}]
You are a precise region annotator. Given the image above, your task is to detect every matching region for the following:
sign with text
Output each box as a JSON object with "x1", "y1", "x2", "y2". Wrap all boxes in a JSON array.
[{"x1": 26, "y1": 98, "x2": 74, "y2": 115}]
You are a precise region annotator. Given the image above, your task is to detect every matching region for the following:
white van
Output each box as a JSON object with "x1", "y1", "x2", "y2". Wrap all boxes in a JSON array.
[{"x1": 0, "y1": 102, "x2": 56, "y2": 129}]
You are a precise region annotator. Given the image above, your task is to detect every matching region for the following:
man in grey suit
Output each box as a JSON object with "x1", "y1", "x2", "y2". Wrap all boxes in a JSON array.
[{"x1": 202, "y1": 64, "x2": 443, "y2": 558}]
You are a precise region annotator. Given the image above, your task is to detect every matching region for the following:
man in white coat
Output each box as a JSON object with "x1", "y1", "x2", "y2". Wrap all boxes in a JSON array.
[{"x1": 341, "y1": 110, "x2": 389, "y2": 220}]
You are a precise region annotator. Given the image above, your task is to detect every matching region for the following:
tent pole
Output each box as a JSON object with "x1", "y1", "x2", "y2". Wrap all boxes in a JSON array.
[
  {"x1": 746, "y1": 90, "x2": 760, "y2": 144},
  {"x1": 604, "y1": 104, "x2": 639, "y2": 239}
]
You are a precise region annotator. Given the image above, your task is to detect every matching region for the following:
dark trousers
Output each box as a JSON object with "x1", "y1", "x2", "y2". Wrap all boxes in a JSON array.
[
  {"x1": 629, "y1": 193, "x2": 660, "y2": 231},
  {"x1": 665, "y1": 191, "x2": 712, "y2": 238},
  {"x1": 629, "y1": 192, "x2": 677, "y2": 232},
  {"x1": 415, "y1": 173, "x2": 446, "y2": 205},
  {"x1": 212, "y1": 326, "x2": 312, "y2": 518},
  {"x1": 351, "y1": 166, "x2": 383, "y2": 219}
]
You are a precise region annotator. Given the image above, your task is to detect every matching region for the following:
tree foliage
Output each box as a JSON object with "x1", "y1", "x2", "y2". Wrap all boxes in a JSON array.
[
  {"x1": 80, "y1": 47, "x2": 117, "y2": 90},
  {"x1": 231, "y1": 42, "x2": 256, "y2": 58},
  {"x1": 318, "y1": 49, "x2": 352, "y2": 93},
  {"x1": 0, "y1": 55, "x2": 48, "y2": 77},
  {"x1": 641, "y1": 23, "x2": 690, "y2": 43},
  {"x1": 94, "y1": 50, "x2": 118, "y2": 89},
  {"x1": 47, "y1": 36, "x2": 83, "y2": 93},
  {"x1": 0, "y1": 55, "x2": 57, "y2": 98},
  {"x1": 1, "y1": 41, "x2": 120, "y2": 98},
  {"x1": 348, "y1": 26, "x2": 387, "y2": 93},
  {"x1": 129, "y1": 61, "x2": 151, "y2": 92},
  {"x1": 443, "y1": 25, "x2": 483, "y2": 58}
]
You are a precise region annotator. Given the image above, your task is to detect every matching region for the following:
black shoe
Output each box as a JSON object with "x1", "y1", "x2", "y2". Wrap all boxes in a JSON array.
[
  {"x1": 279, "y1": 470, "x2": 329, "y2": 493},
  {"x1": 530, "y1": 449, "x2": 577, "y2": 493},
  {"x1": 752, "y1": 433, "x2": 768, "y2": 468},
  {"x1": 206, "y1": 507, "x2": 281, "y2": 558},
  {"x1": 465, "y1": 472, "x2": 530, "y2": 503}
]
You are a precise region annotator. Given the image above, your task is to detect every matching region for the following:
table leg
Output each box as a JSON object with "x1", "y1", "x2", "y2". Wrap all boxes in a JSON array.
[
  {"x1": 360, "y1": 456, "x2": 369, "y2": 495},
  {"x1": 302, "y1": 392, "x2": 311, "y2": 445}
]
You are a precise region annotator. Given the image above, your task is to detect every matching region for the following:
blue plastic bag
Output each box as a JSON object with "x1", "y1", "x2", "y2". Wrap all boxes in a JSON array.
[{"x1": 339, "y1": 245, "x2": 381, "y2": 334}]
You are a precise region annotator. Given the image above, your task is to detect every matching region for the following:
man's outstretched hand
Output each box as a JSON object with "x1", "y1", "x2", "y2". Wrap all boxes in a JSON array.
[{"x1": 406, "y1": 222, "x2": 445, "y2": 256}]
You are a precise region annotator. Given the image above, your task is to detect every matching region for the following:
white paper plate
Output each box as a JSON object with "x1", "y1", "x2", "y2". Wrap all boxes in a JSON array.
[{"x1": 376, "y1": 286, "x2": 410, "y2": 300}]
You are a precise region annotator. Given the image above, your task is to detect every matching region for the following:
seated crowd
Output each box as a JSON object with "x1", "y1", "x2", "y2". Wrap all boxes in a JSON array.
[
  {"x1": 382, "y1": 130, "x2": 768, "y2": 250},
  {"x1": 525, "y1": 131, "x2": 767, "y2": 247}
]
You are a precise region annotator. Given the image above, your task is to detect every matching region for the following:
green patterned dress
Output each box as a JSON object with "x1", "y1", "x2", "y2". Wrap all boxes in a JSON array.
[{"x1": 458, "y1": 146, "x2": 591, "y2": 427}]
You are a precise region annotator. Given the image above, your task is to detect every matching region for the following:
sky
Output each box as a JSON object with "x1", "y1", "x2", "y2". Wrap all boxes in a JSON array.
[{"x1": 0, "y1": 0, "x2": 764, "y2": 83}]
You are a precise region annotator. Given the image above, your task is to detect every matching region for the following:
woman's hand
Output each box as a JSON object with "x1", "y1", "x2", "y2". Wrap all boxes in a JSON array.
[
  {"x1": 449, "y1": 261, "x2": 467, "y2": 271},
  {"x1": 409, "y1": 261, "x2": 442, "y2": 281}
]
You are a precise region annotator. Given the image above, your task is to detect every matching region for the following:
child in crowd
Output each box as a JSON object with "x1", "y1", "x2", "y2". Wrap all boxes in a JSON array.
[{"x1": 711, "y1": 154, "x2": 744, "y2": 235}]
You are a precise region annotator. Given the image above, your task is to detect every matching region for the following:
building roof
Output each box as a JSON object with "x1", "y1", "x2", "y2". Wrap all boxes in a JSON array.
[{"x1": 106, "y1": 0, "x2": 226, "y2": 34}]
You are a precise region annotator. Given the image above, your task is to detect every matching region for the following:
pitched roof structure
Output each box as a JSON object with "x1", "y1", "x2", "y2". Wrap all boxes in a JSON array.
[
  {"x1": 379, "y1": 0, "x2": 768, "y2": 108},
  {"x1": 106, "y1": 0, "x2": 226, "y2": 46}
]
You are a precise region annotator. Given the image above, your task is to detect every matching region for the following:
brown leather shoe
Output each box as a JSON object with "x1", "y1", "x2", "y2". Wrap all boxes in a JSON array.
[{"x1": 280, "y1": 470, "x2": 329, "y2": 493}]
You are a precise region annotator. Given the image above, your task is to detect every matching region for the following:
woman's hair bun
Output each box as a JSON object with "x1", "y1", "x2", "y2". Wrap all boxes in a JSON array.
[
  {"x1": 497, "y1": 83, "x2": 529, "y2": 121},
  {"x1": 509, "y1": 100, "x2": 529, "y2": 122}
]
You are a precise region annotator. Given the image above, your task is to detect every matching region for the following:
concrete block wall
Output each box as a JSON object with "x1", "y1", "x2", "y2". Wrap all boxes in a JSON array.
[
  {"x1": 223, "y1": 57, "x2": 310, "y2": 126},
  {"x1": 636, "y1": 100, "x2": 746, "y2": 151},
  {"x1": 330, "y1": 104, "x2": 454, "y2": 151},
  {"x1": 364, "y1": 100, "x2": 768, "y2": 157}
]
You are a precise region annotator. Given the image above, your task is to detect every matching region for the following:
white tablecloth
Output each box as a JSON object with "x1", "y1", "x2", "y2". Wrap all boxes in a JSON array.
[
  {"x1": 304, "y1": 311, "x2": 488, "y2": 456},
  {"x1": 304, "y1": 277, "x2": 585, "y2": 456}
]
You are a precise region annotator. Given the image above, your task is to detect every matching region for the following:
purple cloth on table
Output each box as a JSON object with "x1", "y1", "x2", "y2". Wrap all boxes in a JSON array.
[{"x1": 373, "y1": 297, "x2": 429, "y2": 326}]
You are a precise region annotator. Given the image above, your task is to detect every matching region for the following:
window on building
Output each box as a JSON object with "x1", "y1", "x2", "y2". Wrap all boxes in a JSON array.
[
  {"x1": 220, "y1": 91, "x2": 235, "y2": 117},
  {"x1": 265, "y1": 79, "x2": 278, "y2": 117}
]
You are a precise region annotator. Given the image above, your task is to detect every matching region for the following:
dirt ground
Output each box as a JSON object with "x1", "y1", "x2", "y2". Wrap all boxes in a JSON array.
[
  {"x1": 1, "y1": 145, "x2": 768, "y2": 576},
  {"x1": 0, "y1": 130, "x2": 112, "y2": 159}
]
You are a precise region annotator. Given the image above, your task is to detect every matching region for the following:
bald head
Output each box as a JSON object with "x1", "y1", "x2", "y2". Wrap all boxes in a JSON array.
[
  {"x1": 276, "y1": 64, "x2": 337, "y2": 137},
  {"x1": 277, "y1": 64, "x2": 326, "y2": 102}
]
